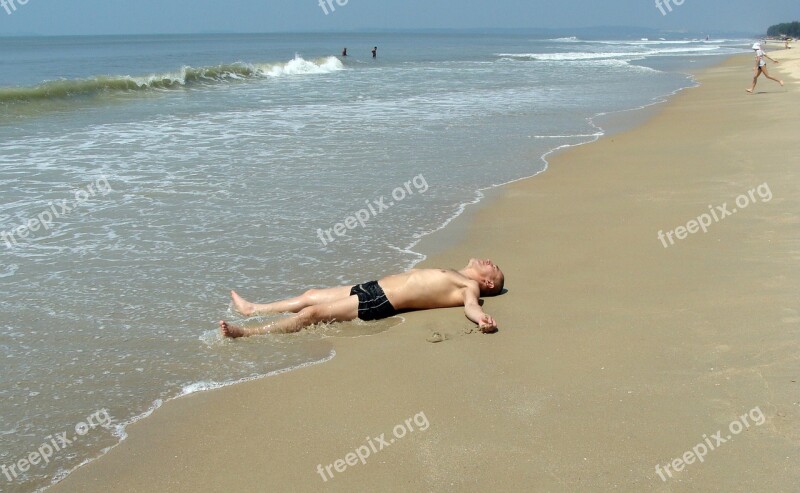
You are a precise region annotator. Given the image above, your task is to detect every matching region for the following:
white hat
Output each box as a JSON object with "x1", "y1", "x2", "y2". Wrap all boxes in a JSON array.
[{"x1": 752, "y1": 43, "x2": 761, "y2": 50}]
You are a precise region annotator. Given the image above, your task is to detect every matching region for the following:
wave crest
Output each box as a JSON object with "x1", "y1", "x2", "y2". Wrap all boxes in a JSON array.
[
  {"x1": 0, "y1": 55, "x2": 344, "y2": 103},
  {"x1": 496, "y1": 46, "x2": 721, "y2": 62}
]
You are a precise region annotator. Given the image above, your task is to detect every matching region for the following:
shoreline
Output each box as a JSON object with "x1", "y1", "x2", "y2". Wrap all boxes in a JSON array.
[
  {"x1": 396, "y1": 55, "x2": 707, "y2": 266},
  {"x1": 49, "y1": 50, "x2": 800, "y2": 491}
]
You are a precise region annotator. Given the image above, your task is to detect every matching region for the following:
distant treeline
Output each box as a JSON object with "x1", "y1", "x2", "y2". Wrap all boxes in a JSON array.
[{"x1": 767, "y1": 22, "x2": 799, "y2": 37}]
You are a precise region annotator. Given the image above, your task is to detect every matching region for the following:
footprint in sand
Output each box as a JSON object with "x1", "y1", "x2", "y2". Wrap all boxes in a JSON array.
[
  {"x1": 427, "y1": 326, "x2": 485, "y2": 342},
  {"x1": 426, "y1": 332, "x2": 446, "y2": 343}
]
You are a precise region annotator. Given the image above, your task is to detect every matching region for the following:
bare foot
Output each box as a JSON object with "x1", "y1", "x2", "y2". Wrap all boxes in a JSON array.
[
  {"x1": 220, "y1": 320, "x2": 248, "y2": 339},
  {"x1": 230, "y1": 290, "x2": 256, "y2": 317},
  {"x1": 780, "y1": 80, "x2": 784, "y2": 87},
  {"x1": 745, "y1": 88, "x2": 753, "y2": 93}
]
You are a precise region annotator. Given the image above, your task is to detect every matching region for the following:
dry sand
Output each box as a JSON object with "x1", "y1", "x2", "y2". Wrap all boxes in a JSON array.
[
  {"x1": 772, "y1": 46, "x2": 800, "y2": 80},
  {"x1": 50, "y1": 52, "x2": 799, "y2": 492}
]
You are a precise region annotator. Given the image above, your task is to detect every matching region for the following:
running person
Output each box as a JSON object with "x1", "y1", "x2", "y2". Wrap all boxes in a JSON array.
[{"x1": 747, "y1": 43, "x2": 784, "y2": 93}]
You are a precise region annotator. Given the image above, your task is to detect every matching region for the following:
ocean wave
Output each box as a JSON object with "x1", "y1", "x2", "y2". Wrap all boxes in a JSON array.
[
  {"x1": 0, "y1": 55, "x2": 344, "y2": 103},
  {"x1": 496, "y1": 46, "x2": 720, "y2": 62},
  {"x1": 594, "y1": 39, "x2": 693, "y2": 45},
  {"x1": 0, "y1": 263, "x2": 18, "y2": 278},
  {"x1": 498, "y1": 51, "x2": 636, "y2": 61},
  {"x1": 604, "y1": 39, "x2": 735, "y2": 45}
]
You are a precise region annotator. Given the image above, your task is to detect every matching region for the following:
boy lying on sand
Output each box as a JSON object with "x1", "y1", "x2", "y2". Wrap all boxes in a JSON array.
[{"x1": 220, "y1": 258, "x2": 504, "y2": 337}]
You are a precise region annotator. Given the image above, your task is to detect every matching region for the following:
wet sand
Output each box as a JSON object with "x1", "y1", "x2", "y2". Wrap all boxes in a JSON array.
[{"x1": 50, "y1": 51, "x2": 799, "y2": 492}]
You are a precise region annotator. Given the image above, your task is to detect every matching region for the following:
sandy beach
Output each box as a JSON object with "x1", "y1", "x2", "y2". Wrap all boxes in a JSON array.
[{"x1": 50, "y1": 50, "x2": 799, "y2": 492}]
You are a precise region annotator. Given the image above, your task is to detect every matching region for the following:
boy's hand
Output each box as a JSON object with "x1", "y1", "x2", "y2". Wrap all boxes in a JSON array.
[{"x1": 479, "y1": 315, "x2": 497, "y2": 334}]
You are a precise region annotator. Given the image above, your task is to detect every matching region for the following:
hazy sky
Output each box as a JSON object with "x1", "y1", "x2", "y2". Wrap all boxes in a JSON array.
[{"x1": 0, "y1": 0, "x2": 796, "y2": 36}]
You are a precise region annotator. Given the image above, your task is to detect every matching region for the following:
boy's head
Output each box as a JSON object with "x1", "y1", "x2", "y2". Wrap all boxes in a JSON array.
[{"x1": 466, "y1": 258, "x2": 504, "y2": 296}]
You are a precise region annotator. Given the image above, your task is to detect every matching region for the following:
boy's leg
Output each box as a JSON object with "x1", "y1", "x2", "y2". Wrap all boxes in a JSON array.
[
  {"x1": 231, "y1": 286, "x2": 353, "y2": 316},
  {"x1": 221, "y1": 295, "x2": 359, "y2": 338}
]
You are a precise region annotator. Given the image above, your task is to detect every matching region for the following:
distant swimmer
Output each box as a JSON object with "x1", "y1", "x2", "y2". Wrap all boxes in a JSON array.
[
  {"x1": 372, "y1": 46, "x2": 377, "y2": 58},
  {"x1": 342, "y1": 47, "x2": 347, "y2": 57},
  {"x1": 746, "y1": 43, "x2": 784, "y2": 93},
  {"x1": 220, "y1": 258, "x2": 504, "y2": 337}
]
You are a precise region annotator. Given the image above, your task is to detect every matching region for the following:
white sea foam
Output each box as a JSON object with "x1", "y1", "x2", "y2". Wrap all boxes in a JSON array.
[
  {"x1": 496, "y1": 46, "x2": 721, "y2": 62},
  {"x1": 179, "y1": 350, "x2": 335, "y2": 397},
  {"x1": 259, "y1": 55, "x2": 344, "y2": 76}
]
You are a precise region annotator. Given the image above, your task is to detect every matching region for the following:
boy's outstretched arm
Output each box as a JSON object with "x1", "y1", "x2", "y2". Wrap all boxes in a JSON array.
[{"x1": 463, "y1": 288, "x2": 498, "y2": 333}]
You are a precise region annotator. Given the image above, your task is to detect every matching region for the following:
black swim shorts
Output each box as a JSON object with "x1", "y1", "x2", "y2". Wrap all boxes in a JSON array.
[{"x1": 350, "y1": 281, "x2": 397, "y2": 321}]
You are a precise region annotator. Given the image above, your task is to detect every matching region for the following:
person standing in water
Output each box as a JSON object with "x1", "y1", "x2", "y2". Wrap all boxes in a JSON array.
[
  {"x1": 372, "y1": 46, "x2": 377, "y2": 58},
  {"x1": 342, "y1": 47, "x2": 347, "y2": 57},
  {"x1": 746, "y1": 43, "x2": 783, "y2": 93}
]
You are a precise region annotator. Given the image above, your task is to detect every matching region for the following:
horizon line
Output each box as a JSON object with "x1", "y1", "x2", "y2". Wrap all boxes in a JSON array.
[{"x1": 0, "y1": 26, "x2": 764, "y2": 39}]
